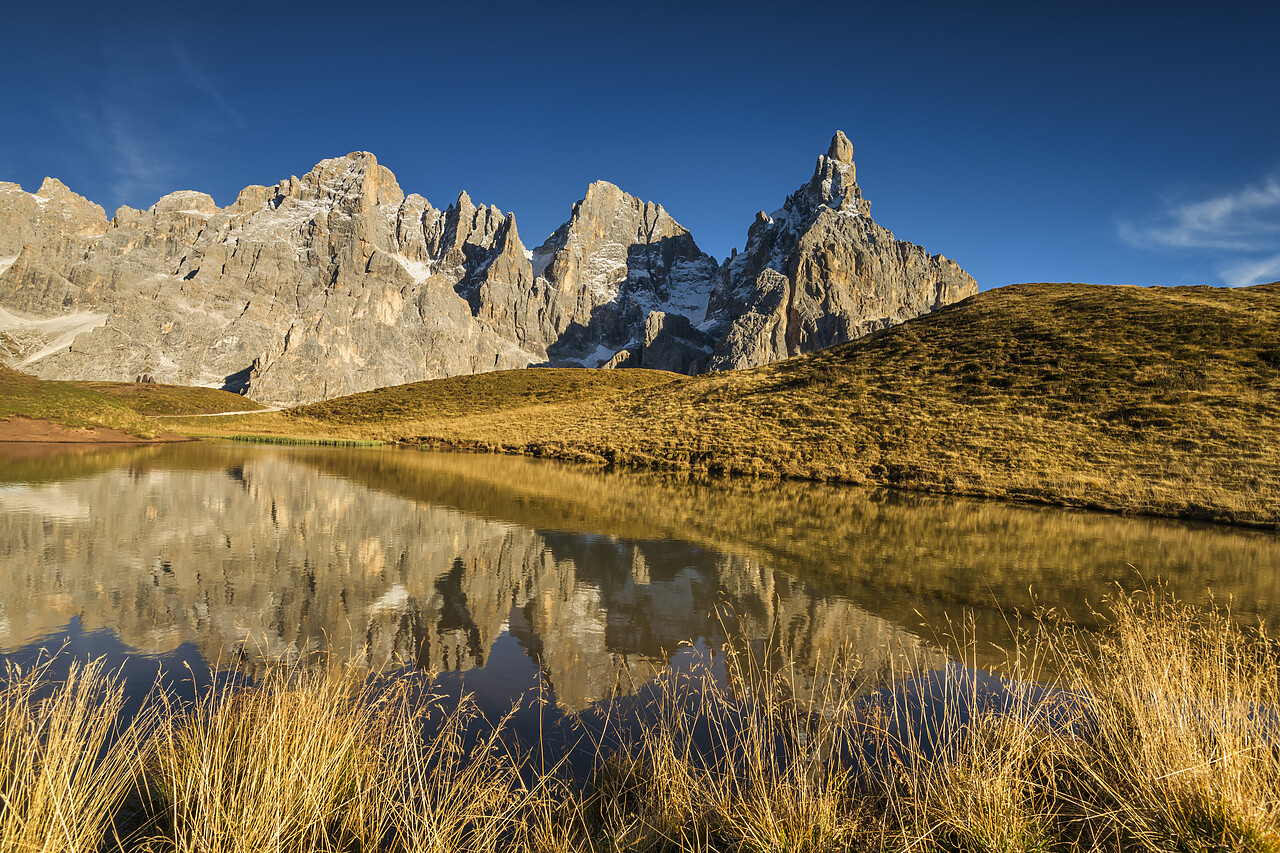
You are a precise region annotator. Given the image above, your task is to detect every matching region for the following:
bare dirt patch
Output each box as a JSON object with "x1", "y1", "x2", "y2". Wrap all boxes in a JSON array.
[{"x1": 0, "y1": 416, "x2": 190, "y2": 444}]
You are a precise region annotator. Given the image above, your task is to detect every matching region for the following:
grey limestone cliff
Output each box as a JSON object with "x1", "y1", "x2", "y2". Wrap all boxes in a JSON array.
[
  {"x1": 0, "y1": 134, "x2": 976, "y2": 404},
  {"x1": 703, "y1": 131, "x2": 978, "y2": 370}
]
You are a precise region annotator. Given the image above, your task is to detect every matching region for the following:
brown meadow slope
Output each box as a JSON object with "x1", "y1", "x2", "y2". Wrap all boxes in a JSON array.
[
  {"x1": 175, "y1": 284, "x2": 1280, "y2": 525},
  {"x1": 163, "y1": 281, "x2": 1280, "y2": 525},
  {"x1": 0, "y1": 366, "x2": 266, "y2": 441}
]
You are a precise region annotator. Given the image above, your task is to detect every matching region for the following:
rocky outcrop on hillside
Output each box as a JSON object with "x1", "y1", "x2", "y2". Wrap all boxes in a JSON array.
[
  {"x1": 0, "y1": 134, "x2": 976, "y2": 404},
  {"x1": 704, "y1": 131, "x2": 978, "y2": 370}
]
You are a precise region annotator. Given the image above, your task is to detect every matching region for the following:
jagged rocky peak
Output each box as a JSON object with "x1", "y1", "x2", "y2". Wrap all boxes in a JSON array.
[
  {"x1": 439, "y1": 190, "x2": 508, "y2": 260},
  {"x1": 828, "y1": 129, "x2": 855, "y2": 164},
  {"x1": 797, "y1": 129, "x2": 870, "y2": 219},
  {"x1": 150, "y1": 190, "x2": 220, "y2": 217},
  {"x1": 0, "y1": 177, "x2": 109, "y2": 261},
  {"x1": 535, "y1": 180, "x2": 713, "y2": 293},
  {"x1": 522, "y1": 179, "x2": 718, "y2": 365},
  {"x1": 1, "y1": 135, "x2": 977, "y2": 404},
  {"x1": 703, "y1": 129, "x2": 977, "y2": 371},
  {"x1": 282, "y1": 151, "x2": 404, "y2": 209}
]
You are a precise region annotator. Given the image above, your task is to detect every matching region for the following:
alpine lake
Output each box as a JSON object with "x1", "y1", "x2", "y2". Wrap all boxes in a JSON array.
[{"x1": 2, "y1": 440, "x2": 1278, "y2": 753}]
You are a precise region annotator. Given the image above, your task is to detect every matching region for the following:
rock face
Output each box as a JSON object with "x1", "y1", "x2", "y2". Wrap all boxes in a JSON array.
[
  {"x1": 526, "y1": 180, "x2": 719, "y2": 365},
  {"x1": 0, "y1": 133, "x2": 976, "y2": 404},
  {"x1": 0, "y1": 154, "x2": 540, "y2": 405},
  {"x1": 703, "y1": 131, "x2": 978, "y2": 370}
]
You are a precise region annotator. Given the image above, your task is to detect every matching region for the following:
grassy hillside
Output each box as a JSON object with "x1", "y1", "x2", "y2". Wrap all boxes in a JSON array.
[
  {"x1": 290, "y1": 366, "x2": 679, "y2": 424},
  {"x1": 0, "y1": 368, "x2": 269, "y2": 439},
  {"x1": 73, "y1": 381, "x2": 268, "y2": 416},
  {"x1": 0, "y1": 366, "x2": 168, "y2": 438},
  {"x1": 173, "y1": 282, "x2": 1280, "y2": 525}
]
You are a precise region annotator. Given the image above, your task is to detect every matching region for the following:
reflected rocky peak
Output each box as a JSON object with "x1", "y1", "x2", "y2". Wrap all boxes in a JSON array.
[{"x1": 0, "y1": 444, "x2": 943, "y2": 711}]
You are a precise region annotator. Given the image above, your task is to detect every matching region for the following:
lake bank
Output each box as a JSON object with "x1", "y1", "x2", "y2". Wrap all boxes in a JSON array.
[{"x1": 0, "y1": 415, "x2": 191, "y2": 443}]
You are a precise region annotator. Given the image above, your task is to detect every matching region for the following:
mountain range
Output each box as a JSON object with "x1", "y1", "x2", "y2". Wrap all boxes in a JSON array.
[{"x1": 0, "y1": 132, "x2": 976, "y2": 406}]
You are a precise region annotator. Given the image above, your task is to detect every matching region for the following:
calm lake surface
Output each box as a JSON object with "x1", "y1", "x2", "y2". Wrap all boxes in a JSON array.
[{"x1": 2, "y1": 441, "x2": 1278, "y2": 718}]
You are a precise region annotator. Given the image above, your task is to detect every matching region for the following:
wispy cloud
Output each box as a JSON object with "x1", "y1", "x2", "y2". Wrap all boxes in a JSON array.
[
  {"x1": 46, "y1": 41, "x2": 247, "y2": 211},
  {"x1": 100, "y1": 107, "x2": 177, "y2": 204},
  {"x1": 168, "y1": 39, "x2": 248, "y2": 133},
  {"x1": 1117, "y1": 172, "x2": 1280, "y2": 286},
  {"x1": 1221, "y1": 252, "x2": 1280, "y2": 288}
]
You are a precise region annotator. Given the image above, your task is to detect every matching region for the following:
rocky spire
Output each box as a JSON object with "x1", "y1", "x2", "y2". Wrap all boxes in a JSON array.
[
  {"x1": 828, "y1": 130, "x2": 854, "y2": 164},
  {"x1": 703, "y1": 130, "x2": 977, "y2": 371}
]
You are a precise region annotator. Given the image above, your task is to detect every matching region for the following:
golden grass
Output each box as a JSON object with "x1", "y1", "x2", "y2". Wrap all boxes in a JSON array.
[
  {"x1": 141, "y1": 667, "x2": 384, "y2": 853},
  {"x1": 0, "y1": 657, "x2": 157, "y2": 853},
  {"x1": 2, "y1": 591, "x2": 1277, "y2": 852},
  {"x1": 1048, "y1": 593, "x2": 1280, "y2": 851},
  {"x1": 168, "y1": 282, "x2": 1280, "y2": 526},
  {"x1": 73, "y1": 382, "x2": 267, "y2": 417},
  {"x1": 0, "y1": 365, "x2": 166, "y2": 438}
]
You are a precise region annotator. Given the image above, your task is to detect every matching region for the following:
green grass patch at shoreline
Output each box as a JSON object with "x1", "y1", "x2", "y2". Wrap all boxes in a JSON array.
[{"x1": 219, "y1": 433, "x2": 385, "y2": 448}]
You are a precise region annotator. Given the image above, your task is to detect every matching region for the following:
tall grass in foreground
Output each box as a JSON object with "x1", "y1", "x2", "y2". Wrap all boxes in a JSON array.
[
  {"x1": 1, "y1": 591, "x2": 1277, "y2": 852},
  {"x1": 1050, "y1": 594, "x2": 1280, "y2": 851},
  {"x1": 0, "y1": 658, "x2": 156, "y2": 853},
  {"x1": 138, "y1": 668, "x2": 538, "y2": 853}
]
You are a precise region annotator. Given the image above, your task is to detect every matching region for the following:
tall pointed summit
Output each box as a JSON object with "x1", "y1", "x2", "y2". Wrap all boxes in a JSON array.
[{"x1": 702, "y1": 130, "x2": 977, "y2": 371}]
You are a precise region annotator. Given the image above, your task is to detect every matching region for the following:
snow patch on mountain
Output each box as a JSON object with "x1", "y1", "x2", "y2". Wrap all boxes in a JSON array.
[
  {"x1": 0, "y1": 306, "x2": 108, "y2": 367},
  {"x1": 394, "y1": 254, "x2": 432, "y2": 284},
  {"x1": 581, "y1": 241, "x2": 629, "y2": 301},
  {"x1": 530, "y1": 246, "x2": 554, "y2": 280}
]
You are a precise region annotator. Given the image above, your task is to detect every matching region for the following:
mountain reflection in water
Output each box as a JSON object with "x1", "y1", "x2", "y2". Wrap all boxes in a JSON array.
[{"x1": 0, "y1": 443, "x2": 1277, "y2": 713}]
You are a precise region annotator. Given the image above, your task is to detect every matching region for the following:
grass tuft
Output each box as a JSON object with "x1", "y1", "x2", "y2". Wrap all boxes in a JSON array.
[
  {"x1": 0, "y1": 656, "x2": 157, "y2": 853},
  {"x1": 1, "y1": 590, "x2": 1278, "y2": 851}
]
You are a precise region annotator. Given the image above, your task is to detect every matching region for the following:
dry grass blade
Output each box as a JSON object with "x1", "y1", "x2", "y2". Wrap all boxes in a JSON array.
[
  {"x1": 141, "y1": 664, "x2": 386, "y2": 853},
  {"x1": 0, "y1": 656, "x2": 156, "y2": 853}
]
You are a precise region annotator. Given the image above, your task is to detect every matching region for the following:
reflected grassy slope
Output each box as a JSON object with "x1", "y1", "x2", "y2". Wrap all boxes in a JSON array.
[{"x1": 295, "y1": 447, "x2": 1280, "y2": 655}]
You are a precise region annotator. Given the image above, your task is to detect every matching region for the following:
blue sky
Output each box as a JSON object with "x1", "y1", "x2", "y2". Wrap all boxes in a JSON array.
[{"x1": 3, "y1": 0, "x2": 1278, "y2": 290}]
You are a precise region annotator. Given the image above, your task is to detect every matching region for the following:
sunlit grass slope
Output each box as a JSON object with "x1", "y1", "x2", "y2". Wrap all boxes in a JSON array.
[
  {"x1": 0, "y1": 368, "x2": 265, "y2": 438},
  {"x1": 177, "y1": 368, "x2": 682, "y2": 442},
  {"x1": 73, "y1": 380, "x2": 267, "y2": 416},
  {"x1": 176, "y1": 282, "x2": 1280, "y2": 525},
  {"x1": 292, "y1": 367, "x2": 681, "y2": 424},
  {"x1": 0, "y1": 365, "x2": 166, "y2": 438}
]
